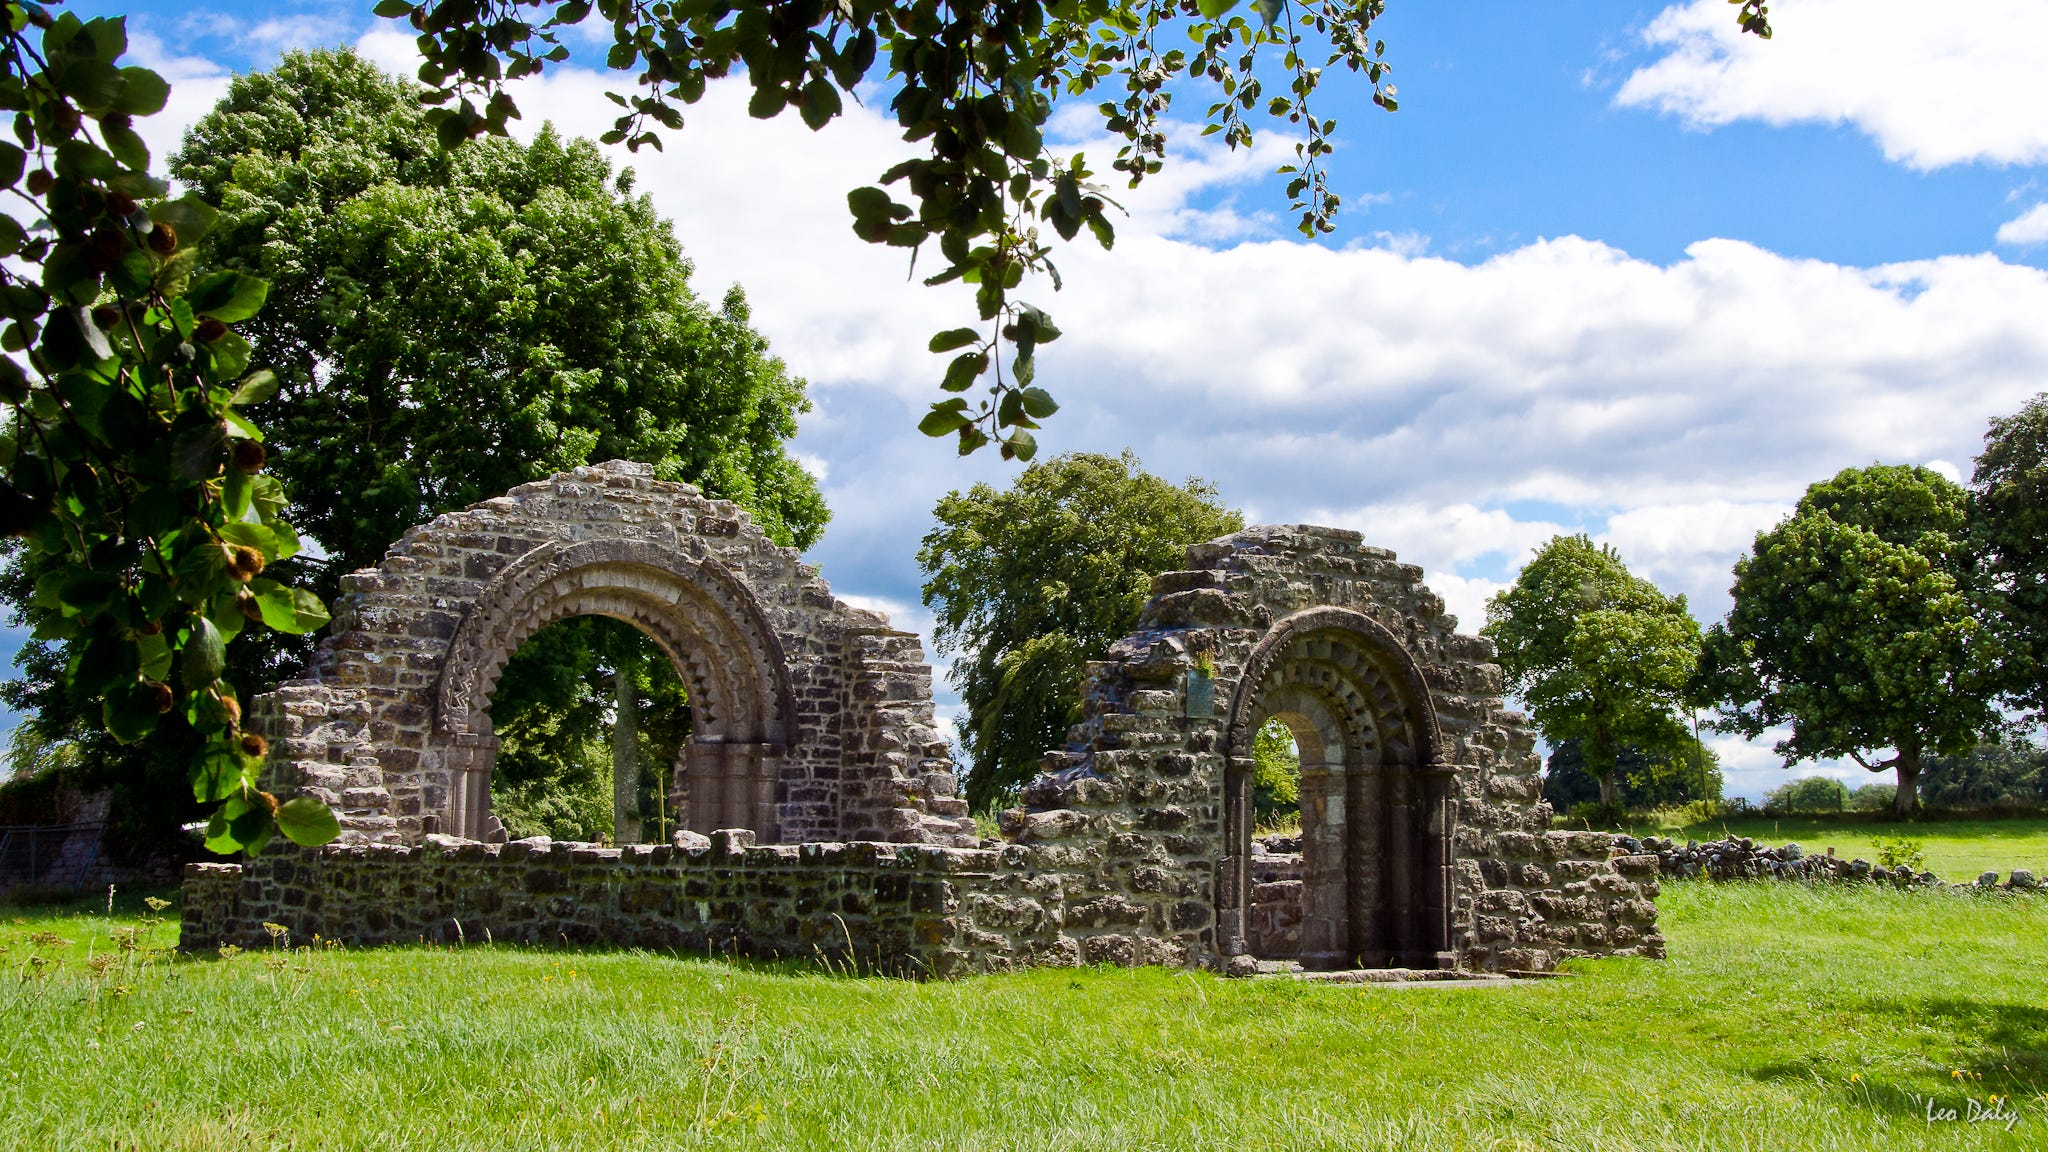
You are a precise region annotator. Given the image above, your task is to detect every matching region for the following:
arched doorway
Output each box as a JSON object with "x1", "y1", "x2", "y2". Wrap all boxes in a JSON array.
[
  {"x1": 1220, "y1": 608, "x2": 1457, "y2": 970},
  {"x1": 485, "y1": 615, "x2": 694, "y2": 844},
  {"x1": 434, "y1": 539, "x2": 793, "y2": 842}
]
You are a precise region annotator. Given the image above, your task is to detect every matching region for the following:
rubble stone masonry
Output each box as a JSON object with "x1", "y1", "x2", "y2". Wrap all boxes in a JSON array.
[{"x1": 185, "y1": 467, "x2": 1662, "y2": 975}]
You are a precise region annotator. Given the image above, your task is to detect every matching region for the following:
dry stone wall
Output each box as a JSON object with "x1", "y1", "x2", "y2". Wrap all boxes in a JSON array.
[{"x1": 187, "y1": 503, "x2": 1661, "y2": 976}]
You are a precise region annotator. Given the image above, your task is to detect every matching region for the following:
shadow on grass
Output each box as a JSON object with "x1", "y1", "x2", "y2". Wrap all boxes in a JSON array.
[{"x1": 1747, "y1": 997, "x2": 2048, "y2": 1120}]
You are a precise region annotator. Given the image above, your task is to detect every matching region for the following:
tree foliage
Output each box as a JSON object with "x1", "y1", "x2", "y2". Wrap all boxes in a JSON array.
[
  {"x1": 0, "y1": 6, "x2": 332, "y2": 855},
  {"x1": 1762, "y1": 775, "x2": 1848, "y2": 815},
  {"x1": 1250, "y1": 716, "x2": 1299, "y2": 828},
  {"x1": 1972, "y1": 391, "x2": 2048, "y2": 721},
  {"x1": 488, "y1": 616, "x2": 691, "y2": 842},
  {"x1": 1696, "y1": 465, "x2": 2001, "y2": 816},
  {"x1": 1482, "y1": 535, "x2": 1701, "y2": 809},
  {"x1": 371, "y1": 0, "x2": 1771, "y2": 459},
  {"x1": 1919, "y1": 740, "x2": 2047, "y2": 812},
  {"x1": 919, "y1": 450, "x2": 1241, "y2": 810},
  {"x1": 173, "y1": 48, "x2": 828, "y2": 582},
  {"x1": 4, "y1": 46, "x2": 829, "y2": 852},
  {"x1": 1540, "y1": 737, "x2": 1721, "y2": 815}
]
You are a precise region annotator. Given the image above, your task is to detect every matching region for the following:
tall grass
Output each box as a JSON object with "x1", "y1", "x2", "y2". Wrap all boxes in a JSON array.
[{"x1": 0, "y1": 883, "x2": 2042, "y2": 1149}]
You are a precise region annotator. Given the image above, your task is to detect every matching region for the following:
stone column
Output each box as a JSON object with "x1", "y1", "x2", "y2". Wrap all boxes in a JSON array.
[
  {"x1": 1416, "y1": 764, "x2": 1458, "y2": 968},
  {"x1": 1218, "y1": 756, "x2": 1254, "y2": 956},
  {"x1": 1298, "y1": 758, "x2": 1349, "y2": 970}
]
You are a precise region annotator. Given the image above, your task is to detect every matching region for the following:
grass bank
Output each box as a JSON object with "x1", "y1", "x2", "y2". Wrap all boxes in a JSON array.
[
  {"x1": 1619, "y1": 812, "x2": 2048, "y2": 880},
  {"x1": 0, "y1": 883, "x2": 2043, "y2": 1150}
]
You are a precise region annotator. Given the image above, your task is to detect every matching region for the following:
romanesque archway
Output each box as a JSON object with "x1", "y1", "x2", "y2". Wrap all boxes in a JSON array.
[
  {"x1": 1220, "y1": 608, "x2": 1455, "y2": 970},
  {"x1": 433, "y1": 538, "x2": 793, "y2": 842},
  {"x1": 253, "y1": 461, "x2": 976, "y2": 850}
]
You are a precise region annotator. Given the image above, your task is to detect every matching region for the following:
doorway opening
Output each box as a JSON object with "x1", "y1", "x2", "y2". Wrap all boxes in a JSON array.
[{"x1": 486, "y1": 616, "x2": 690, "y2": 844}]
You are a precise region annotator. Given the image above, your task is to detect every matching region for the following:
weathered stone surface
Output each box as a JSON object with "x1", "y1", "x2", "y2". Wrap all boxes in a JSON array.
[{"x1": 185, "y1": 495, "x2": 1662, "y2": 975}]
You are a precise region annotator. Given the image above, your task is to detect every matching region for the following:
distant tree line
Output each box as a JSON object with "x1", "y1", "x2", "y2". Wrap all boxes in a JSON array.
[{"x1": 1491, "y1": 391, "x2": 2048, "y2": 822}]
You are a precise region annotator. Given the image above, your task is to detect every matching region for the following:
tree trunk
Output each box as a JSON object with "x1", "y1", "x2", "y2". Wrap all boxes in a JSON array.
[
  {"x1": 1892, "y1": 745, "x2": 1921, "y2": 818},
  {"x1": 613, "y1": 664, "x2": 642, "y2": 844},
  {"x1": 1598, "y1": 767, "x2": 1618, "y2": 809}
]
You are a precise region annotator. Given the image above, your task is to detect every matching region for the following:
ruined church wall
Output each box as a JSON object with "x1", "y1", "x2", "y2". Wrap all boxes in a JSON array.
[
  {"x1": 249, "y1": 462, "x2": 971, "y2": 849},
  {"x1": 189, "y1": 516, "x2": 1661, "y2": 976},
  {"x1": 997, "y1": 525, "x2": 1664, "y2": 972}
]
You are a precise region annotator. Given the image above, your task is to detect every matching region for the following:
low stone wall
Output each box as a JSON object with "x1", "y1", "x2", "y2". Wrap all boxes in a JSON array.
[
  {"x1": 1466, "y1": 831, "x2": 1664, "y2": 970},
  {"x1": 183, "y1": 833, "x2": 1057, "y2": 976},
  {"x1": 1632, "y1": 835, "x2": 2043, "y2": 891},
  {"x1": 1246, "y1": 848, "x2": 1303, "y2": 958},
  {"x1": 184, "y1": 824, "x2": 1666, "y2": 976}
]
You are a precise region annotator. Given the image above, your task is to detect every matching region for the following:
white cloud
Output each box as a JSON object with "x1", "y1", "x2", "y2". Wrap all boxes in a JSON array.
[
  {"x1": 127, "y1": 34, "x2": 234, "y2": 173},
  {"x1": 1998, "y1": 203, "x2": 2048, "y2": 247},
  {"x1": 1618, "y1": 0, "x2": 2048, "y2": 169}
]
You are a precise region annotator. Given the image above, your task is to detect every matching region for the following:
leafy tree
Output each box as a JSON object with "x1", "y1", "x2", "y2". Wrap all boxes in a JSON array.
[
  {"x1": 1697, "y1": 465, "x2": 2001, "y2": 817},
  {"x1": 1250, "y1": 716, "x2": 1299, "y2": 829},
  {"x1": 1483, "y1": 535, "x2": 1702, "y2": 809},
  {"x1": 1763, "y1": 775, "x2": 1848, "y2": 815},
  {"x1": 5, "y1": 47, "x2": 829, "y2": 849},
  {"x1": 488, "y1": 616, "x2": 691, "y2": 842},
  {"x1": 1972, "y1": 392, "x2": 2048, "y2": 721},
  {"x1": 0, "y1": 7, "x2": 332, "y2": 856},
  {"x1": 376, "y1": 0, "x2": 1772, "y2": 458},
  {"x1": 919, "y1": 450, "x2": 1241, "y2": 810},
  {"x1": 1540, "y1": 737, "x2": 1721, "y2": 814},
  {"x1": 1919, "y1": 740, "x2": 2047, "y2": 811},
  {"x1": 172, "y1": 48, "x2": 828, "y2": 584}
]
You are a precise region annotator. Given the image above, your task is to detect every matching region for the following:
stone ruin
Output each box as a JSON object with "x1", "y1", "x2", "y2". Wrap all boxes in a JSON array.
[{"x1": 183, "y1": 461, "x2": 1664, "y2": 975}]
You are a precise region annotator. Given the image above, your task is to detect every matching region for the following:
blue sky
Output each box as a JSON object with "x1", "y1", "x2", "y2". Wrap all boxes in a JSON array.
[{"x1": 20, "y1": 0, "x2": 2048, "y2": 797}]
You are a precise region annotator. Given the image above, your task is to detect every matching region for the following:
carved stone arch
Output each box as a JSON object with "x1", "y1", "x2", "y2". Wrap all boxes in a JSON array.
[
  {"x1": 1219, "y1": 606, "x2": 1455, "y2": 970},
  {"x1": 433, "y1": 538, "x2": 796, "y2": 842},
  {"x1": 1225, "y1": 606, "x2": 1442, "y2": 768}
]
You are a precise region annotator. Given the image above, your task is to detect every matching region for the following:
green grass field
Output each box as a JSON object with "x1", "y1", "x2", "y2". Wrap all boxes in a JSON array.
[
  {"x1": 0, "y1": 882, "x2": 2043, "y2": 1150},
  {"x1": 1621, "y1": 812, "x2": 2048, "y2": 881}
]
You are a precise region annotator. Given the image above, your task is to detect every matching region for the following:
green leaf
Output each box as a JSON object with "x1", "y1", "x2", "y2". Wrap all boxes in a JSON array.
[
  {"x1": 202, "y1": 805, "x2": 241, "y2": 854},
  {"x1": 187, "y1": 270, "x2": 269, "y2": 323},
  {"x1": 928, "y1": 327, "x2": 980, "y2": 353},
  {"x1": 51, "y1": 57, "x2": 124, "y2": 112},
  {"x1": 170, "y1": 420, "x2": 226, "y2": 480},
  {"x1": 1019, "y1": 387, "x2": 1060, "y2": 419},
  {"x1": 227, "y1": 797, "x2": 272, "y2": 855},
  {"x1": 918, "y1": 403, "x2": 972, "y2": 437},
  {"x1": 230, "y1": 369, "x2": 279, "y2": 406},
  {"x1": 192, "y1": 746, "x2": 247, "y2": 804},
  {"x1": 218, "y1": 519, "x2": 273, "y2": 554},
  {"x1": 0, "y1": 142, "x2": 22, "y2": 188},
  {"x1": 275, "y1": 797, "x2": 342, "y2": 846},
  {"x1": 287, "y1": 588, "x2": 329, "y2": 633},
  {"x1": 941, "y1": 351, "x2": 988, "y2": 392},
  {"x1": 102, "y1": 678, "x2": 160, "y2": 743},
  {"x1": 208, "y1": 330, "x2": 252, "y2": 380},
  {"x1": 799, "y1": 79, "x2": 841, "y2": 131},
  {"x1": 372, "y1": 0, "x2": 416, "y2": 16},
  {"x1": 102, "y1": 120, "x2": 148, "y2": 170},
  {"x1": 112, "y1": 66, "x2": 169, "y2": 116},
  {"x1": 222, "y1": 407, "x2": 262, "y2": 442},
  {"x1": 1004, "y1": 429, "x2": 1038, "y2": 461},
  {"x1": 181, "y1": 615, "x2": 226, "y2": 690},
  {"x1": 149, "y1": 196, "x2": 217, "y2": 249}
]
